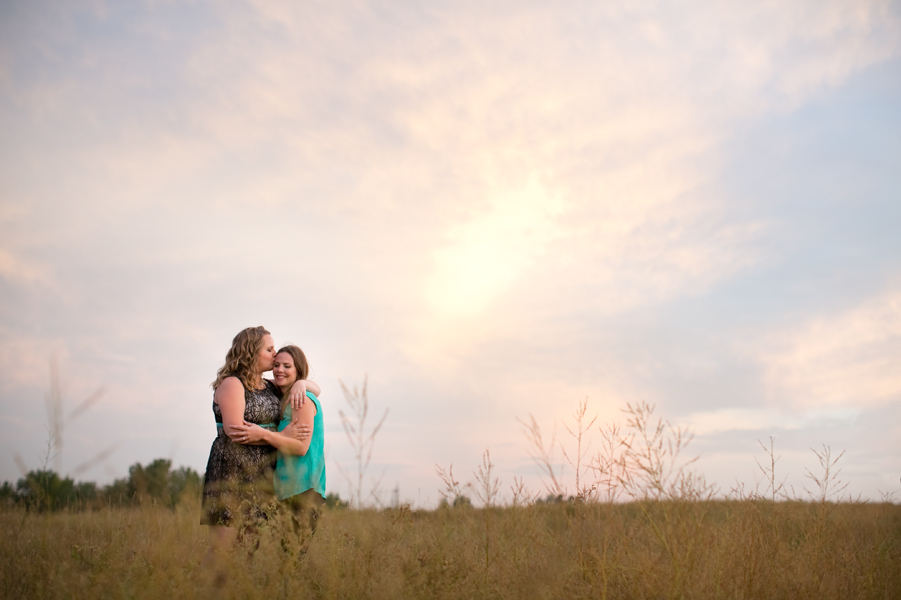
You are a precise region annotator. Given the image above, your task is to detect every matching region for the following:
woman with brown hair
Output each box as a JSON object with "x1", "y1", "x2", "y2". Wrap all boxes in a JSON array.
[
  {"x1": 230, "y1": 344, "x2": 326, "y2": 536},
  {"x1": 200, "y1": 326, "x2": 318, "y2": 553}
]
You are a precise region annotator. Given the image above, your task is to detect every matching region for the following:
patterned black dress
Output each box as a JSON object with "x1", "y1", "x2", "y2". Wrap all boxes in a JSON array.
[{"x1": 200, "y1": 379, "x2": 281, "y2": 527}]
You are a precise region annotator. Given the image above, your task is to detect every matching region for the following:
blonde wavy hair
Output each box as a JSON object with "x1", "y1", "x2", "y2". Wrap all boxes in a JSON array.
[
  {"x1": 212, "y1": 326, "x2": 271, "y2": 391},
  {"x1": 275, "y1": 345, "x2": 310, "y2": 415}
]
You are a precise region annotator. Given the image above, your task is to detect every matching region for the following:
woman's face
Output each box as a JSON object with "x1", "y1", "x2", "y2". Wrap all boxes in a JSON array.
[
  {"x1": 254, "y1": 335, "x2": 277, "y2": 374},
  {"x1": 272, "y1": 352, "x2": 298, "y2": 390}
]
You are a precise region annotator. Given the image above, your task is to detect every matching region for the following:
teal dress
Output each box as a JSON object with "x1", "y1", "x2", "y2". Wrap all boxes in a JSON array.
[{"x1": 275, "y1": 391, "x2": 326, "y2": 501}]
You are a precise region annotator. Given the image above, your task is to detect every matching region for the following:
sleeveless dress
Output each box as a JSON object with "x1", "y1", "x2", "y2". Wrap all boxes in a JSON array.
[{"x1": 200, "y1": 379, "x2": 281, "y2": 527}]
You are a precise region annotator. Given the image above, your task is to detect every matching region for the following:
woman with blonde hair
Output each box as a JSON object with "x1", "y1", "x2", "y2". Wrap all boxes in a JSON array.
[{"x1": 200, "y1": 326, "x2": 318, "y2": 552}]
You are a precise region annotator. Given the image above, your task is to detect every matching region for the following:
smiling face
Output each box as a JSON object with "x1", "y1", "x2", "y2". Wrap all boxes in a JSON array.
[
  {"x1": 272, "y1": 351, "x2": 298, "y2": 393},
  {"x1": 254, "y1": 334, "x2": 277, "y2": 374}
]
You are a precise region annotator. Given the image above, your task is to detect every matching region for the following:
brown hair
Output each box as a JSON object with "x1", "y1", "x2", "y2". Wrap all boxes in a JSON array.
[
  {"x1": 276, "y1": 344, "x2": 310, "y2": 414},
  {"x1": 212, "y1": 326, "x2": 271, "y2": 392}
]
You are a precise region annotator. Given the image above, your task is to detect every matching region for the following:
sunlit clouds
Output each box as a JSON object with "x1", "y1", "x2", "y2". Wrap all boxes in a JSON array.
[
  {"x1": 761, "y1": 291, "x2": 901, "y2": 410},
  {"x1": 0, "y1": 0, "x2": 900, "y2": 502},
  {"x1": 426, "y1": 177, "x2": 565, "y2": 316}
]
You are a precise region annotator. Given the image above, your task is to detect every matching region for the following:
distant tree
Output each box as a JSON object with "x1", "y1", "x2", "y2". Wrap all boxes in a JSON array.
[
  {"x1": 537, "y1": 493, "x2": 566, "y2": 504},
  {"x1": 0, "y1": 460, "x2": 204, "y2": 511},
  {"x1": 16, "y1": 469, "x2": 76, "y2": 511},
  {"x1": 1, "y1": 481, "x2": 16, "y2": 506},
  {"x1": 73, "y1": 481, "x2": 98, "y2": 504},
  {"x1": 128, "y1": 459, "x2": 172, "y2": 505},
  {"x1": 325, "y1": 492, "x2": 349, "y2": 509},
  {"x1": 100, "y1": 477, "x2": 131, "y2": 506},
  {"x1": 168, "y1": 466, "x2": 202, "y2": 507},
  {"x1": 453, "y1": 495, "x2": 472, "y2": 508}
]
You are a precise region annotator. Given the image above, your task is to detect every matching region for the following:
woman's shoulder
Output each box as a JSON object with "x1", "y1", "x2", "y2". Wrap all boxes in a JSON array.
[
  {"x1": 279, "y1": 394, "x2": 318, "y2": 421},
  {"x1": 302, "y1": 392, "x2": 320, "y2": 416},
  {"x1": 213, "y1": 376, "x2": 244, "y2": 405},
  {"x1": 216, "y1": 376, "x2": 244, "y2": 392}
]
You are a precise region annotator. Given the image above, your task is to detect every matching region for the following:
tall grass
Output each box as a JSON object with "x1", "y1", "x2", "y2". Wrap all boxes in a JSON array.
[
  {"x1": 1, "y1": 496, "x2": 898, "y2": 599},
  {"x1": 4, "y1": 392, "x2": 899, "y2": 599}
]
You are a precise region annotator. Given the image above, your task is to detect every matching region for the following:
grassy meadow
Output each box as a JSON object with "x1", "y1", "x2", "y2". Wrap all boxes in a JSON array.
[
  {"x1": 3, "y1": 401, "x2": 899, "y2": 599},
  {"x1": 1, "y1": 496, "x2": 899, "y2": 599}
]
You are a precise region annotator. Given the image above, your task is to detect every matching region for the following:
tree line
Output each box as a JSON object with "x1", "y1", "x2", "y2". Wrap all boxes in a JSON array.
[
  {"x1": 0, "y1": 459, "x2": 202, "y2": 511},
  {"x1": 1, "y1": 458, "x2": 349, "y2": 512}
]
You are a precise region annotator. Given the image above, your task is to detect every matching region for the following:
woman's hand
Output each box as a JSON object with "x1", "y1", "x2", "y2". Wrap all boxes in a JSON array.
[
  {"x1": 227, "y1": 421, "x2": 267, "y2": 444},
  {"x1": 288, "y1": 380, "x2": 308, "y2": 410},
  {"x1": 281, "y1": 420, "x2": 312, "y2": 442}
]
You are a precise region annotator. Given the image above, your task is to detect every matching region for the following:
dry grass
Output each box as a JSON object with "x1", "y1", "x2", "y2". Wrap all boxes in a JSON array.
[
  {"x1": 1, "y1": 495, "x2": 899, "y2": 600},
  {"x1": 5, "y1": 398, "x2": 898, "y2": 599}
]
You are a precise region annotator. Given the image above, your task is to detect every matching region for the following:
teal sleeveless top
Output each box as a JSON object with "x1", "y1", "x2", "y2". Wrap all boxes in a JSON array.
[{"x1": 274, "y1": 392, "x2": 326, "y2": 500}]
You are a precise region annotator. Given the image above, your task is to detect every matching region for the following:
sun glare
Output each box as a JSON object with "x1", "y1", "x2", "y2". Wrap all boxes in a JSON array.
[{"x1": 425, "y1": 176, "x2": 565, "y2": 318}]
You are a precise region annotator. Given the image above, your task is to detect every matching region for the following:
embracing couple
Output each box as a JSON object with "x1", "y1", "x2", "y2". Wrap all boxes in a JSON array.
[{"x1": 199, "y1": 326, "x2": 325, "y2": 553}]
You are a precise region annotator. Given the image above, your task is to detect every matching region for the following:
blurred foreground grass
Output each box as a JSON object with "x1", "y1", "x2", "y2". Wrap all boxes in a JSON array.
[{"x1": 2, "y1": 497, "x2": 899, "y2": 600}]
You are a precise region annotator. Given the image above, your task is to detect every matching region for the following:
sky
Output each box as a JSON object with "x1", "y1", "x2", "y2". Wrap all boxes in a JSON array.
[{"x1": 1, "y1": 0, "x2": 899, "y2": 507}]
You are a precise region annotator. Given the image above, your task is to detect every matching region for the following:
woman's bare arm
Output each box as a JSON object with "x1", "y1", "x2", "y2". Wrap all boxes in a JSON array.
[
  {"x1": 215, "y1": 377, "x2": 248, "y2": 444},
  {"x1": 230, "y1": 400, "x2": 317, "y2": 455},
  {"x1": 303, "y1": 380, "x2": 321, "y2": 397},
  {"x1": 287, "y1": 379, "x2": 321, "y2": 410},
  {"x1": 218, "y1": 377, "x2": 278, "y2": 445}
]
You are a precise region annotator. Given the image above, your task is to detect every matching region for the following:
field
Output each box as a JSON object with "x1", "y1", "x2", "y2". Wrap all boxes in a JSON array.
[
  {"x1": 4, "y1": 401, "x2": 899, "y2": 599},
  {"x1": 2, "y1": 496, "x2": 899, "y2": 600}
]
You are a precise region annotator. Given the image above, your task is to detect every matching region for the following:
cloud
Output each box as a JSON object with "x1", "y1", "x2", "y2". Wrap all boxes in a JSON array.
[
  {"x1": 0, "y1": 0, "x2": 899, "y2": 502},
  {"x1": 757, "y1": 291, "x2": 901, "y2": 409},
  {"x1": 683, "y1": 406, "x2": 860, "y2": 435},
  {"x1": 0, "y1": 248, "x2": 55, "y2": 289}
]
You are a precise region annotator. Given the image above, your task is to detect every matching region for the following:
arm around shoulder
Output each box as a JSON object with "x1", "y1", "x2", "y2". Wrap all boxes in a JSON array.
[
  {"x1": 288, "y1": 379, "x2": 321, "y2": 410},
  {"x1": 304, "y1": 380, "x2": 321, "y2": 397}
]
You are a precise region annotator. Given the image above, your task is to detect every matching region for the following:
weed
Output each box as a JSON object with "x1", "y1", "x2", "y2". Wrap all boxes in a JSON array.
[
  {"x1": 518, "y1": 413, "x2": 563, "y2": 497},
  {"x1": 561, "y1": 397, "x2": 597, "y2": 500},
  {"x1": 336, "y1": 376, "x2": 389, "y2": 508}
]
